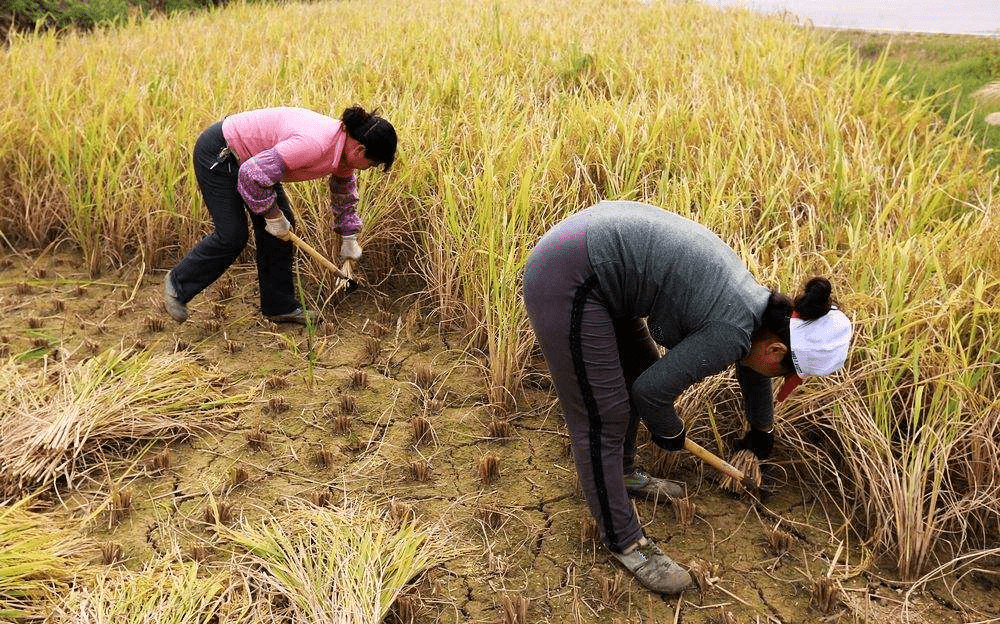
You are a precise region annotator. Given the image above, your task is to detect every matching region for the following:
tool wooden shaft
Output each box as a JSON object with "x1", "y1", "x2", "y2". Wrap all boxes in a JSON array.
[
  {"x1": 684, "y1": 437, "x2": 746, "y2": 483},
  {"x1": 287, "y1": 231, "x2": 352, "y2": 281}
]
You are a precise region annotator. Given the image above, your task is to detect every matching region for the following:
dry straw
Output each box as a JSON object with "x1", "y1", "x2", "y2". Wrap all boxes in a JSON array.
[
  {"x1": 220, "y1": 499, "x2": 458, "y2": 623},
  {"x1": 0, "y1": 499, "x2": 93, "y2": 619},
  {"x1": 50, "y1": 558, "x2": 228, "y2": 624},
  {"x1": 0, "y1": 347, "x2": 250, "y2": 494}
]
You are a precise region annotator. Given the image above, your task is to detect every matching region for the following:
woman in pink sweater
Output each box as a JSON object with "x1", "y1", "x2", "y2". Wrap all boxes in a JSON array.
[{"x1": 163, "y1": 106, "x2": 396, "y2": 324}]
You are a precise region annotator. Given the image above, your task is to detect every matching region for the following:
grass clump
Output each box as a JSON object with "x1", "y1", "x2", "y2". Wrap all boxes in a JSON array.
[{"x1": 220, "y1": 499, "x2": 457, "y2": 623}]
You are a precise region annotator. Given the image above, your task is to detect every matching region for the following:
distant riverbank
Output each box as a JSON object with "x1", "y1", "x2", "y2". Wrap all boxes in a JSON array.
[{"x1": 702, "y1": 0, "x2": 1000, "y2": 36}]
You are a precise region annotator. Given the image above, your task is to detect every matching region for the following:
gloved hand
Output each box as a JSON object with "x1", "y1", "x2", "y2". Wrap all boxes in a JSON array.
[
  {"x1": 339, "y1": 234, "x2": 362, "y2": 261},
  {"x1": 651, "y1": 427, "x2": 686, "y2": 452},
  {"x1": 264, "y1": 213, "x2": 291, "y2": 240},
  {"x1": 732, "y1": 426, "x2": 774, "y2": 460}
]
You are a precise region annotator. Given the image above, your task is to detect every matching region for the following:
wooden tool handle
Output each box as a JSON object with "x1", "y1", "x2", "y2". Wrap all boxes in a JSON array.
[
  {"x1": 684, "y1": 437, "x2": 746, "y2": 483},
  {"x1": 287, "y1": 231, "x2": 353, "y2": 281}
]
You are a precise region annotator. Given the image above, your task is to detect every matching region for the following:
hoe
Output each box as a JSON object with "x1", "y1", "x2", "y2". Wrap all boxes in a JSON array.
[
  {"x1": 684, "y1": 438, "x2": 770, "y2": 500},
  {"x1": 288, "y1": 231, "x2": 358, "y2": 294}
]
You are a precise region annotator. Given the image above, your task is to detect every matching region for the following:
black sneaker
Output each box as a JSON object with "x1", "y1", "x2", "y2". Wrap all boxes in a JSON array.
[
  {"x1": 265, "y1": 307, "x2": 318, "y2": 325},
  {"x1": 163, "y1": 270, "x2": 188, "y2": 323}
]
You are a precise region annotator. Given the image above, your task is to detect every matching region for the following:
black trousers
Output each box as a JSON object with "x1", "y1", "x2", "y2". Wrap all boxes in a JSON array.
[
  {"x1": 168, "y1": 121, "x2": 298, "y2": 316},
  {"x1": 523, "y1": 210, "x2": 661, "y2": 553}
]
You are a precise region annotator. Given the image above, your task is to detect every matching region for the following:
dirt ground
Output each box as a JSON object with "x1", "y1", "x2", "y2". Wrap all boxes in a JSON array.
[{"x1": 1, "y1": 249, "x2": 997, "y2": 623}]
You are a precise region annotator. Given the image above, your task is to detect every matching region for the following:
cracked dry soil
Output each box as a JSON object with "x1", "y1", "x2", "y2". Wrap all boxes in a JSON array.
[{"x1": 1, "y1": 251, "x2": 997, "y2": 623}]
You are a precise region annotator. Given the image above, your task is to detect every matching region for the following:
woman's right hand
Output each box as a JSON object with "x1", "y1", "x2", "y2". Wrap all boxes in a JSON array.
[
  {"x1": 264, "y1": 213, "x2": 291, "y2": 240},
  {"x1": 651, "y1": 427, "x2": 686, "y2": 452}
]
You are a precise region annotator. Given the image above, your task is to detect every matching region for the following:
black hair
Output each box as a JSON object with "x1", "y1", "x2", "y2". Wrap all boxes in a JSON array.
[
  {"x1": 341, "y1": 105, "x2": 397, "y2": 171},
  {"x1": 753, "y1": 277, "x2": 836, "y2": 370}
]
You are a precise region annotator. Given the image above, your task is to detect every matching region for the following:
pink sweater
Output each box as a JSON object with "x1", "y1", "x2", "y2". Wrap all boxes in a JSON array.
[{"x1": 222, "y1": 107, "x2": 361, "y2": 235}]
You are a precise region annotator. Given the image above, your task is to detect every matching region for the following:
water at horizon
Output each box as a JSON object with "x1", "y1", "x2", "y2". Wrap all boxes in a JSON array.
[{"x1": 701, "y1": 0, "x2": 1000, "y2": 36}]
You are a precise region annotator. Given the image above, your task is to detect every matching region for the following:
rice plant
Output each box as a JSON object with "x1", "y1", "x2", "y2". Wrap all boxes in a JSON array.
[
  {"x1": 410, "y1": 415, "x2": 433, "y2": 446},
  {"x1": 671, "y1": 497, "x2": 695, "y2": 527},
  {"x1": 409, "y1": 460, "x2": 430, "y2": 483},
  {"x1": 220, "y1": 499, "x2": 457, "y2": 623},
  {"x1": 499, "y1": 595, "x2": 530, "y2": 624},
  {"x1": 687, "y1": 558, "x2": 719, "y2": 596},
  {"x1": 202, "y1": 499, "x2": 234, "y2": 528},
  {"x1": 244, "y1": 425, "x2": 268, "y2": 451},
  {"x1": 579, "y1": 516, "x2": 600, "y2": 546},
  {"x1": 51, "y1": 558, "x2": 228, "y2": 624},
  {"x1": 317, "y1": 446, "x2": 337, "y2": 469},
  {"x1": 0, "y1": 348, "x2": 250, "y2": 494},
  {"x1": 338, "y1": 394, "x2": 357, "y2": 415},
  {"x1": 486, "y1": 418, "x2": 513, "y2": 442},
  {"x1": 0, "y1": 499, "x2": 93, "y2": 619}
]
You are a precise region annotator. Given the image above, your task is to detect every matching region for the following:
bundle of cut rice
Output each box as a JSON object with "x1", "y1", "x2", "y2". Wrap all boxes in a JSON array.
[{"x1": 0, "y1": 347, "x2": 250, "y2": 494}]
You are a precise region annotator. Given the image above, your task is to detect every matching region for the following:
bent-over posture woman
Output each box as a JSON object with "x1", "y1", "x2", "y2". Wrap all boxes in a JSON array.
[
  {"x1": 522, "y1": 201, "x2": 852, "y2": 594},
  {"x1": 164, "y1": 105, "x2": 396, "y2": 324}
]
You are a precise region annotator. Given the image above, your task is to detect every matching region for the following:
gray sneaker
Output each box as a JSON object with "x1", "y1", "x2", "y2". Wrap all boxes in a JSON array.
[
  {"x1": 611, "y1": 537, "x2": 692, "y2": 594},
  {"x1": 624, "y1": 469, "x2": 685, "y2": 499},
  {"x1": 163, "y1": 270, "x2": 188, "y2": 323},
  {"x1": 265, "y1": 307, "x2": 318, "y2": 325}
]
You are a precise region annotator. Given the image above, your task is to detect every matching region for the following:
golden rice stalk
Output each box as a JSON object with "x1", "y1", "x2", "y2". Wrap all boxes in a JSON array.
[
  {"x1": 0, "y1": 499, "x2": 93, "y2": 619},
  {"x1": 50, "y1": 558, "x2": 227, "y2": 624},
  {"x1": 0, "y1": 348, "x2": 250, "y2": 494},
  {"x1": 671, "y1": 496, "x2": 696, "y2": 526},
  {"x1": 220, "y1": 499, "x2": 459, "y2": 624},
  {"x1": 719, "y1": 449, "x2": 762, "y2": 494}
]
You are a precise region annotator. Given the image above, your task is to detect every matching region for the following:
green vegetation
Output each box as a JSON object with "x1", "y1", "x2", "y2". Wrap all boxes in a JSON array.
[
  {"x1": 2, "y1": 0, "x2": 225, "y2": 33},
  {"x1": 826, "y1": 30, "x2": 1000, "y2": 167}
]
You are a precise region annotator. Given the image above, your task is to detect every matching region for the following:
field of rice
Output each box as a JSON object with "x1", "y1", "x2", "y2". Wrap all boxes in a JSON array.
[{"x1": 1, "y1": 0, "x2": 998, "y2": 621}]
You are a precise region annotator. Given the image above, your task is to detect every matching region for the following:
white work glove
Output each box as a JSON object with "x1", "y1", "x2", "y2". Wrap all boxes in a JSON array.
[
  {"x1": 264, "y1": 213, "x2": 291, "y2": 240},
  {"x1": 339, "y1": 234, "x2": 362, "y2": 261}
]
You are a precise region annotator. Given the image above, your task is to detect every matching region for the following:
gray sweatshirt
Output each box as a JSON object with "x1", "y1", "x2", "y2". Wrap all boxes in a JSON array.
[{"x1": 584, "y1": 201, "x2": 774, "y2": 438}]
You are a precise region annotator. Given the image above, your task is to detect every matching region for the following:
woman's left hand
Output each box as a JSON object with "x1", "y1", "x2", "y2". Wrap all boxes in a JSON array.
[
  {"x1": 733, "y1": 427, "x2": 774, "y2": 460},
  {"x1": 339, "y1": 234, "x2": 362, "y2": 261}
]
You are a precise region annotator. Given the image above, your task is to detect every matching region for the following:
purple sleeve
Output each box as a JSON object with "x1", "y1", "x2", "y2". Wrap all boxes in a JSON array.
[
  {"x1": 329, "y1": 173, "x2": 361, "y2": 235},
  {"x1": 236, "y1": 149, "x2": 287, "y2": 214}
]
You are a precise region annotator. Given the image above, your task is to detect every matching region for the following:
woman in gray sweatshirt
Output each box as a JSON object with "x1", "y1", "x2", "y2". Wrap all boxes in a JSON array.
[{"x1": 523, "y1": 201, "x2": 852, "y2": 594}]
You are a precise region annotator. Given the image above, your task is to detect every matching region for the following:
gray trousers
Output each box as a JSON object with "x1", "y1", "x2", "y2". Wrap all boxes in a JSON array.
[
  {"x1": 523, "y1": 211, "x2": 660, "y2": 553},
  {"x1": 168, "y1": 121, "x2": 299, "y2": 317}
]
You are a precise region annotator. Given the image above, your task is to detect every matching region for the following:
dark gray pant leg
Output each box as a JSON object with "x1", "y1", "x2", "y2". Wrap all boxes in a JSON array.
[
  {"x1": 615, "y1": 318, "x2": 661, "y2": 472},
  {"x1": 523, "y1": 213, "x2": 643, "y2": 553},
  {"x1": 251, "y1": 184, "x2": 297, "y2": 316},
  {"x1": 170, "y1": 122, "x2": 247, "y2": 303},
  {"x1": 170, "y1": 122, "x2": 297, "y2": 316}
]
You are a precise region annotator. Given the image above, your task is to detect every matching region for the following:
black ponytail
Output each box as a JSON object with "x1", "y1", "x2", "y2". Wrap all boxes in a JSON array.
[
  {"x1": 754, "y1": 276, "x2": 838, "y2": 358},
  {"x1": 793, "y1": 277, "x2": 834, "y2": 321},
  {"x1": 341, "y1": 105, "x2": 397, "y2": 171}
]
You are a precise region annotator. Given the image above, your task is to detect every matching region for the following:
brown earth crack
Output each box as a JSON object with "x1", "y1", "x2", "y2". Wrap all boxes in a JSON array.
[{"x1": 749, "y1": 577, "x2": 786, "y2": 622}]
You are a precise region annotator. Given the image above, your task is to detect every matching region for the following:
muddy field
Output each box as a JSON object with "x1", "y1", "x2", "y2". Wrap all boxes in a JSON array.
[{"x1": 1, "y1": 250, "x2": 996, "y2": 623}]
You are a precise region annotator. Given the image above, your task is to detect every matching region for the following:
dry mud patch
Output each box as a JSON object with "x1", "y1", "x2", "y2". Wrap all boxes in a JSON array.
[{"x1": 0, "y1": 251, "x2": 996, "y2": 623}]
